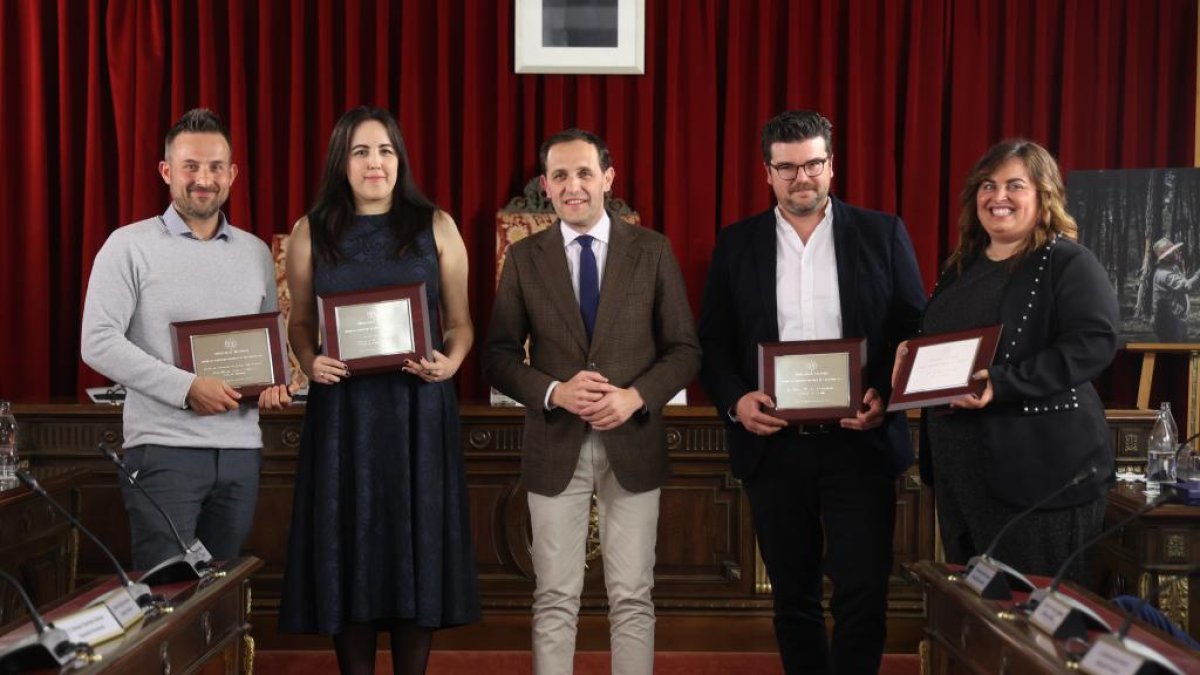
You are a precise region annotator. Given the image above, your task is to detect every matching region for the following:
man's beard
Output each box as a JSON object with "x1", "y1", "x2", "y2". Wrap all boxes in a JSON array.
[{"x1": 176, "y1": 189, "x2": 223, "y2": 221}]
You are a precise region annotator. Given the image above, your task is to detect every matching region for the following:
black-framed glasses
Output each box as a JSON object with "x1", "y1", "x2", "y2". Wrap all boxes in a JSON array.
[{"x1": 770, "y1": 157, "x2": 830, "y2": 181}]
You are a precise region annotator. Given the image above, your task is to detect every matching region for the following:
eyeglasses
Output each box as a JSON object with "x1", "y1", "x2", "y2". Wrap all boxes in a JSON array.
[{"x1": 769, "y1": 157, "x2": 830, "y2": 181}]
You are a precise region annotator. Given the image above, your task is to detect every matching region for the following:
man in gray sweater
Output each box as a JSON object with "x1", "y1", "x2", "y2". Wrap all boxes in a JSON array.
[{"x1": 81, "y1": 109, "x2": 291, "y2": 571}]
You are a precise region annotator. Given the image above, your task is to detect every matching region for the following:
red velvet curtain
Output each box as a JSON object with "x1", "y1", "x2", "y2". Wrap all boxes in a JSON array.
[{"x1": 0, "y1": 0, "x2": 1195, "y2": 403}]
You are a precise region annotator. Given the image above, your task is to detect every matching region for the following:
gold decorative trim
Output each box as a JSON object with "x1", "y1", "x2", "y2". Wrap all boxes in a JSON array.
[
  {"x1": 755, "y1": 542, "x2": 772, "y2": 594},
  {"x1": 1122, "y1": 431, "x2": 1141, "y2": 456},
  {"x1": 1189, "y1": 350, "x2": 1199, "y2": 439},
  {"x1": 1166, "y1": 533, "x2": 1188, "y2": 562},
  {"x1": 1158, "y1": 574, "x2": 1190, "y2": 634},
  {"x1": 919, "y1": 639, "x2": 930, "y2": 675},
  {"x1": 501, "y1": 176, "x2": 636, "y2": 219},
  {"x1": 243, "y1": 634, "x2": 255, "y2": 675}
]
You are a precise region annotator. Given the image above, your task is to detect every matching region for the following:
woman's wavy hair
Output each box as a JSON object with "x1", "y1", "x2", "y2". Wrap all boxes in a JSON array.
[
  {"x1": 309, "y1": 106, "x2": 436, "y2": 264},
  {"x1": 945, "y1": 139, "x2": 1077, "y2": 273}
]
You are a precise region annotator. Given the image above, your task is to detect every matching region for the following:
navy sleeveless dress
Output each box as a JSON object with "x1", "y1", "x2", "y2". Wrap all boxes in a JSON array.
[{"x1": 280, "y1": 214, "x2": 480, "y2": 634}]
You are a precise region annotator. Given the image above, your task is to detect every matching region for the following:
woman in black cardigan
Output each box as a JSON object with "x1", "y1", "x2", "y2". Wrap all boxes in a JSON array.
[{"x1": 910, "y1": 139, "x2": 1118, "y2": 582}]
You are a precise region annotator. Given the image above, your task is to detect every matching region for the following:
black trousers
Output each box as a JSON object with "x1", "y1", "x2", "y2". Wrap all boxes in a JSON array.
[{"x1": 743, "y1": 431, "x2": 897, "y2": 675}]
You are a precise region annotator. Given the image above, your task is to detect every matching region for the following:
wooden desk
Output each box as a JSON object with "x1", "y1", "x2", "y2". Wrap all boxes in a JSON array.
[
  {"x1": 0, "y1": 556, "x2": 262, "y2": 674},
  {"x1": 0, "y1": 467, "x2": 87, "y2": 629},
  {"x1": 8, "y1": 404, "x2": 1156, "y2": 653},
  {"x1": 1094, "y1": 483, "x2": 1200, "y2": 643},
  {"x1": 911, "y1": 560, "x2": 1200, "y2": 674}
]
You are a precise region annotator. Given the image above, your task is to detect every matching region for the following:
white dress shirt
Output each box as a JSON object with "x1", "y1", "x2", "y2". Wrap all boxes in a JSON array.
[
  {"x1": 560, "y1": 212, "x2": 611, "y2": 302},
  {"x1": 545, "y1": 212, "x2": 612, "y2": 407},
  {"x1": 775, "y1": 204, "x2": 842, "y2": 340}
]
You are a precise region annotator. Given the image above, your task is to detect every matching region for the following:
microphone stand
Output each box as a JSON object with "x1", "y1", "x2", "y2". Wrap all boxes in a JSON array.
[
  {"x1": 1025, "y1": 492, "x2": 1172, "y2": 640},
  {"x1": 15, "y1": 470, "x2": 165, "y2": 624},
  {"x1": 0, "y1": 569, "x2": 92, "y2": 670},
  {"x1": 1077, "y1": 574, "x2": 1196, "y2": 675},
  {"x1": 98, "y1": 442, "x2": 217, "y2": 585},
  {"x1": 962, "y1": 465, "x2": 1098, "y2": 600}
]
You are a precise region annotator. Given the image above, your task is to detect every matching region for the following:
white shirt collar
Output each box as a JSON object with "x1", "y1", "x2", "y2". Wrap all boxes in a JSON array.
[
  {"x1": 773, "y1": 199, "x2": 833, "y2": 241},
  {"x1": 560, "y1": 211, "x2": 612, "y2": 249}
]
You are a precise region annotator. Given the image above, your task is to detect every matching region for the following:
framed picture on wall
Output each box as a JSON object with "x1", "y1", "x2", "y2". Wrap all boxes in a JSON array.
[
  {"x1": 514, "y1": 0, "x2": 645, "y2": 74},
  {"x1": 1068, "y1": 168, "x2": 1200, "y2": 345}
]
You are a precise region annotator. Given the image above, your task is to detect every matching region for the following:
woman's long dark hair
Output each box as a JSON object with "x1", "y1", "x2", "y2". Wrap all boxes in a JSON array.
[{"x1": 309, "y1": 106, "x2": 436, "y2": 264}]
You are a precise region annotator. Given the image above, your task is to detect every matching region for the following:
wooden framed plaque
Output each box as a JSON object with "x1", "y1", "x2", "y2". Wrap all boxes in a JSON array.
[
  {"x1": 170, "y1": 311, "x2": 290, "y2": 398},
  {"x1": 758, "y1": 337, "x2": 866, "y2": 422},
  {"x1": 317, "y1": 282, "x2": 432, "y2": 375},
  {"x1": 887, "y1": 325, "x2": 1003, "y2": 412}
]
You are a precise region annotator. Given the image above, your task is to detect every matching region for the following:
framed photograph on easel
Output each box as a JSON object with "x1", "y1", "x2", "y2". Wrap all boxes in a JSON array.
[{"x1": 1069, "y1": 168, "x2": 1200, "y2": 346}]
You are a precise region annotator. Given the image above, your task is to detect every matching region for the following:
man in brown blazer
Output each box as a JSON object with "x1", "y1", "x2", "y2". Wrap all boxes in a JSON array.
[{"x1": 484, "y1": 129, "x2": 700, "y2": 675}]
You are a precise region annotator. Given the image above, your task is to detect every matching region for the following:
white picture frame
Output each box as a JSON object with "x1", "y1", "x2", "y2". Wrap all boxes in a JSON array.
[{"x1": 514, "y1": 0, "x2": 645, "y2": 75}]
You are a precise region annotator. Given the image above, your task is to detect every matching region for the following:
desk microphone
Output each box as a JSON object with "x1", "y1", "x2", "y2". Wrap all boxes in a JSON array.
[
  {"x1": 1026, "y1": 492, "x2": 1172, "y2": 641},
  {"x1": 0, "y1": 569, "x2": 86, "y2": 670},
  {"x1": 97, "y1": 442, "x2": 215, "y2": 585},
  {"x1": 15, "y1": 470, "x2": 160, "y2": 618},
  {"x1": 962, "y1": 465, "x2": 1098, "y2": 600},
  {"x1": 1076, "y1": 574, "x2": 1195, "y2": 675},
  {"x1": 1114, "y1": 573, "x2": 1198, "y2": 641}
]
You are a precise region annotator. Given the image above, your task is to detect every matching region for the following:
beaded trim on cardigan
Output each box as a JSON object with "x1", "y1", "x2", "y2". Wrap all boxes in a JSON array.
[{"x1": 1009, "y1": 235, "x2": 1081, "y2": 415}]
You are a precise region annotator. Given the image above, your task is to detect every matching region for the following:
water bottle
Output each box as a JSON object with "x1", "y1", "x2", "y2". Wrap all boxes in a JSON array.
[
  {"x1": 1146, "y1": 402, "x2": 1178, "y2": 497},
  {"x1": 0, "y1": 401, "x2": 17, "y2": 488}
]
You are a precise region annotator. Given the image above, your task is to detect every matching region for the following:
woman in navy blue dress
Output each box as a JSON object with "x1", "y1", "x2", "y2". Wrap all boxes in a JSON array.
[{"x1": 280, "y1": 106, "x2": 479, "y2": 674}]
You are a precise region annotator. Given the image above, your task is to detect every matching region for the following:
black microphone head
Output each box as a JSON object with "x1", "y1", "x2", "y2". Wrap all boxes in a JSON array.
[
  {"x1": 1072, "y1": 465, "x2": 1098, "y2": 484},
  {"x1": 15, "y1": 470, "x2": 40, "y2": 492},
  {"x1": 97, "y1": 442, "x2": 120, "y2": 463}
]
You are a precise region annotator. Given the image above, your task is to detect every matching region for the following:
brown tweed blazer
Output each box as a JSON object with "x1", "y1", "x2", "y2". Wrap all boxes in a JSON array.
[{"x1": 483, "y1": 215, "x2": 701, "y2": 497}]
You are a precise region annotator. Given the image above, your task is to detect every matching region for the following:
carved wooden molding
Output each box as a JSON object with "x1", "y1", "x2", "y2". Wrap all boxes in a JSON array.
[{"x1": 501, "y1": 176, "x2": 636, "y2": 220}]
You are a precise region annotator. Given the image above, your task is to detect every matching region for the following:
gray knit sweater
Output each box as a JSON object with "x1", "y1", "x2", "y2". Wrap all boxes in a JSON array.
[{"x1": 81, "y1": 206, "x2": 277, "y2": 449}]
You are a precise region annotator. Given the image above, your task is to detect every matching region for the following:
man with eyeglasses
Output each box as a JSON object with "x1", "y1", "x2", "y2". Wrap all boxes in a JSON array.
[{"x1": 698, "y1": 110, "x2": 925, "y2": 674}]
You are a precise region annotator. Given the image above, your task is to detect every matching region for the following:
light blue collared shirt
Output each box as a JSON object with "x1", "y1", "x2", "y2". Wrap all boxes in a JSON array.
[{"x1": 160, "y1": 203, "x2": 233, "y2": 241}]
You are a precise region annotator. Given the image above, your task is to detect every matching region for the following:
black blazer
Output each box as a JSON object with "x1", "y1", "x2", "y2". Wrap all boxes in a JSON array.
[
  {"x1": 699, "y1": 198, "x2": 927, "y2": 480},
  {"x1": 918, "y1": 236, "x2": 1118, "y2": 508}
]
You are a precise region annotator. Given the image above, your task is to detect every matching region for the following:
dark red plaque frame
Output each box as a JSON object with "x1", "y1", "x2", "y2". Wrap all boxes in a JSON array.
[
  {"x1": 887, "y1": 325, "x2": 1003, "y2": 412},
  {"x1": 758, "y1": 337, "x2": 865, "y2": 423},
  {"x1": 317, "y1": 282, "x2": 432, "y2": 375},
  {"x1": 170, "y1": 311, "x2": 289, "y2": 398}
]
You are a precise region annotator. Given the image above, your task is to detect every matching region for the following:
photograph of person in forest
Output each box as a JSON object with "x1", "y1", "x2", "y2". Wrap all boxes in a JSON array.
[{"x1": 1068, "y1": 168, "x2": 1200, "y2": 345}]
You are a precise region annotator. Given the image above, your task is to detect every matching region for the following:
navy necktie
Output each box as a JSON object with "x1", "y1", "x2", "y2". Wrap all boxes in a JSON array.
[{"x1": 577, "y1": 235, "x2": 599, "y2": 341}]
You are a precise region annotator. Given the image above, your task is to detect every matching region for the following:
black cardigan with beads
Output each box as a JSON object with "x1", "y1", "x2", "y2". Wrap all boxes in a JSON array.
[{"x1": 918, "y1": 236, "x2": 1119, "y2": 509}]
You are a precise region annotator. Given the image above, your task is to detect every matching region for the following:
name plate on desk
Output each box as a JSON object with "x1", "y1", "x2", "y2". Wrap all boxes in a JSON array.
[
  {"x1": 54, "y1": 605, "x2": 124, "y2": 646},
  {"x1": 318, "y1": 283, "x2": 432, "y2": 374},
  {"x1": 87, "y1": 587, "x2": 144, "y2": 629},
  {"x1": 1080, "y1": 637, "x2": 1150, "y2": 675},
  {"x1": 888, "y1": 325, "x2": 1002, "y2": 411},
  {"x1": 963, "y1": 559, "x2": 1009, "y2": 599},
  {"x1": 1031, "y1": 590, "x2": 1111, "y2": 640},
  {"x1": 758, "y1": 338, "x2": 864, "y2": 422},
  {"x1": 171, "y1": 312, "x2": 290, "y2": 397},
  {"x1": 1031, "y1": 592, "x2": 1075, "y2": 636}
]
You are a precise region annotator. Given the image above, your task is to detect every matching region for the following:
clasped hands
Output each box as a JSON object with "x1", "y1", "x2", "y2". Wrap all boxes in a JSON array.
[
  {"x1": 551, "y1": 370, "x2": 643, "y2": 431},
  {"x1": 735, "y1": 387, "x2": 885, "y2": 436}
]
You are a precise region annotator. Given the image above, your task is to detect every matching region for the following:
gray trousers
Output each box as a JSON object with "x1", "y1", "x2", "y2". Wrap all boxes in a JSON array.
[{"x1": 119, "y1": 444, "x2": 261, "y2": 571}]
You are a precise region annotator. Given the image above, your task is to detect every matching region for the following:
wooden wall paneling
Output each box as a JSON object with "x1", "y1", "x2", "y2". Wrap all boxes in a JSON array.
[{"x1": 11, "y1": 404, "x2": 1156, "y2": 653}]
